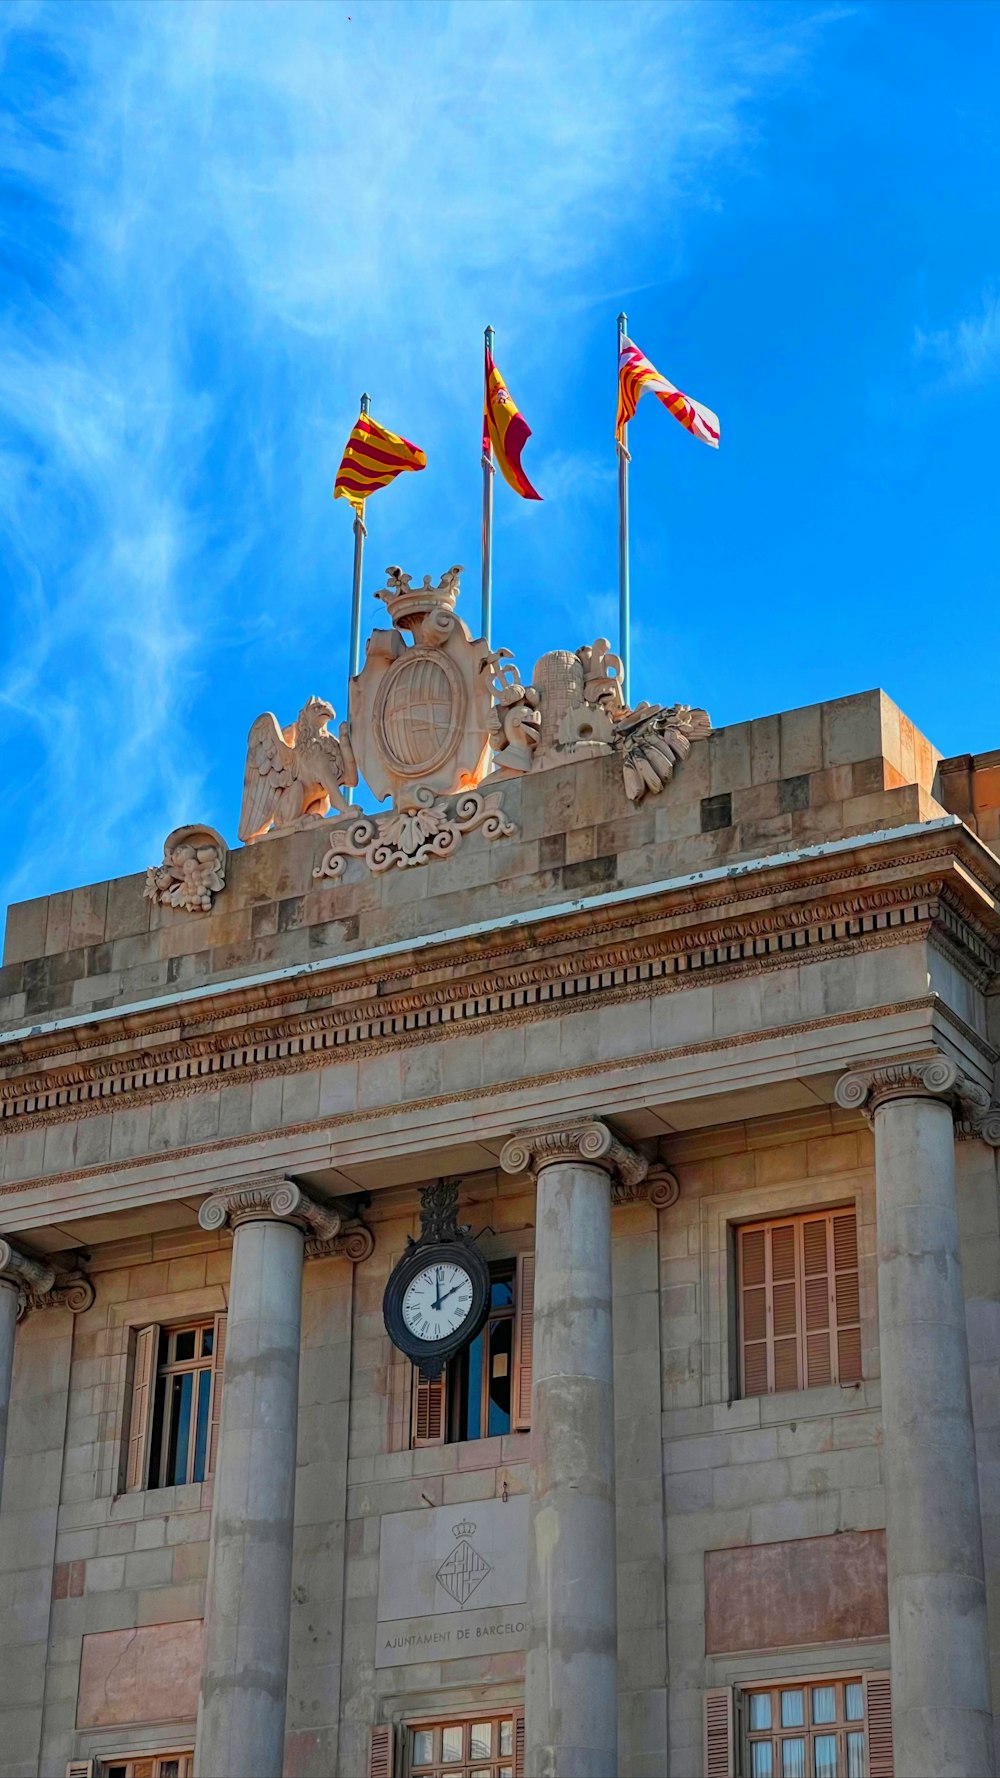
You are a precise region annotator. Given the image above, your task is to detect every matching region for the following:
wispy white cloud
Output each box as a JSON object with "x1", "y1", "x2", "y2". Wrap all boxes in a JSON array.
[
  {"x1": 913, "y1": 285, "x2": 1000, "y2": 388},
  {"x1": 0, "y1": 0, "x2": 829, "y2": 910}
]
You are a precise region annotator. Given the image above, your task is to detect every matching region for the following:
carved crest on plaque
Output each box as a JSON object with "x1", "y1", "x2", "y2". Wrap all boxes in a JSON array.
[{"x1": 350, "y1": 565, "x2": 493, "y2": 806}]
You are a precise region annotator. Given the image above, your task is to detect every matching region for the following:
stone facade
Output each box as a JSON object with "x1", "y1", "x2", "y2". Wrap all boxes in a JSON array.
[{"x1": 0, "y1": 666, "x2": 998, "y2": 1778}]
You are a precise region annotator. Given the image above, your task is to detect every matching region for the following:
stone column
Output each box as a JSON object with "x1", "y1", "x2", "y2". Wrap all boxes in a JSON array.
[
  {"x1": 194, "y1": 1178, "x2": 345, "y2": 1778},
  {"x1": 837, "y1": 1058, "x2": 997, "y2": 1778},
  {"x1": 500, "y1": 1120, "x2": 647, "y2": 1778}
]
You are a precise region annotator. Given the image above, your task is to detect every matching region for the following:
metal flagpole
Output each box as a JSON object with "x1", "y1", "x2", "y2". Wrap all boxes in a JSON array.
[
  {"x1": 347, "y1": 392, "x2": 370, "y2": 806},
  {"x1": 616, "y1": 312, "x2": 631, "y2": 701},
  {"x1": 481, "y1": 325, "x2": 496, "y2": 644}
]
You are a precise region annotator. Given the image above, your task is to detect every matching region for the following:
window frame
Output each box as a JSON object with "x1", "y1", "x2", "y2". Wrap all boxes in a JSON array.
[
  {"x1": 404, "y1": 1708, "x2": 524, "y2": 1778},
  {"x1": 98, "y1": 1752, "x2": 193, "y2": 1778},
  {"x1": 736, "y1": 1206, "x2": 862, "y2": 1401},
  {"x1": 124, "y1": 1313, "x2": 225, "y2": 1494},
  {"x1": 742, "y1": 1674, "x2": 866, "y2": 1778},
  {"x1": 410, "y1": 1253, "x2": 533, "y2": 1449}
]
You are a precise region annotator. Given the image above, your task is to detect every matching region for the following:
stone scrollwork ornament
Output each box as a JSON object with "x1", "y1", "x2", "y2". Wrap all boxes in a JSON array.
[{"x1": 145, "y1": 825, "x2": 227, "y2": 914}]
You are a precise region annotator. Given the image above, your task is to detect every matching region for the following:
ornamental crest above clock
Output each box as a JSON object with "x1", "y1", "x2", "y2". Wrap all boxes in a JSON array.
[{"x1": 383, "y1": 1179, "x2": 491, "y2": 1380}]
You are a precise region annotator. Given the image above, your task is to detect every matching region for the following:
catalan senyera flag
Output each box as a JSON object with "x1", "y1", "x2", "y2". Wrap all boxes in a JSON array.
[
  {"x1": 334, "y1": 412, "x2": 427, "y2": 515},
  {"x1": 483, "y1": 349, "x2": 542, "y2": 501},
  {"x1": 616, "y1": 336, "x2": 720, "y2": 449}
]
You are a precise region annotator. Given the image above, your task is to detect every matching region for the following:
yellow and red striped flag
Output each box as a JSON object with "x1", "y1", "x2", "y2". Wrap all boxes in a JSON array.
[
  {"x1": 483, "y1": 349, "x2": 542, "y2": 501},
  {"x1": 334, "y1": 411, "x2": 427, "y2": 515},
  {"x1": 616, "y1": 336, "x2": 720, "y2": 449}
]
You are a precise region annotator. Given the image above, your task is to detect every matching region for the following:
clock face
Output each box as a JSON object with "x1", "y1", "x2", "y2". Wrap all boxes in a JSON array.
[{"x1": 401, "y1": 1260, "x2": 475, "y2": 1343}]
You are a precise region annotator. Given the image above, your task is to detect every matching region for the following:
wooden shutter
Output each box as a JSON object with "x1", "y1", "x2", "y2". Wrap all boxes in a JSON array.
[
  {"x1": 207, "y1": 1311, "x2": 227, "y2": 1477},
  {"x1": 704, "y1": 1687, "x2": 734, "y2": 1778},
  {"x1": 65, "y1": 1763, "x2": 96, "y2": 1778},
  {"x1": 863, "y1": 1670, "x2": 894, "y2": 1778},
  {"x1": 739, "y1": 1221, "x2": 800, "y2": 1396},
  {"x1": 802, "y1": 1215, "x2": 834, "y2": 1388},
  {"x1": 739, "y1": 1225, "x2": 769, "y2": 1397},
  {"x1": 411, "y1": 1365, "x2": 447, "y2": 1446},
  {"x1": 512, "y1": 1251, "x2": 535, "y2": 1432},
  {"x1": 833, "y1": 1210, "x2": 862, "y2": 1383},
  {"x1": 513, "y1": 1710, "x2": 525, "y2": 1778},
  {"x1": 125, "y1": 1324, "x2": 158, "y2": 1492},
  {"x1": 368, "y1": 1722, "x2": 394, "y2": 1778}
]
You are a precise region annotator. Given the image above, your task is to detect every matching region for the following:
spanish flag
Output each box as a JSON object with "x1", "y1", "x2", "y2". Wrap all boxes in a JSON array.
[
  {"x1": 334, "y1": 411, "x2": 427, "y2": 515},
  {"x1": 616, "y1": 336, "x2": 720, "y2": 449},
  {"x1": 483, "y1": 349, "x2": 542, "y2": 501}
]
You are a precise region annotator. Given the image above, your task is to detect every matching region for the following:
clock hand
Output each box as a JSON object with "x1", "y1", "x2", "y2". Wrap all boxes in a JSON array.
[
  {"x1": 437, "y1": 1281, "x2": 468, "y2": 1307},
  {"x1": 433, "y1": 1266, "x2": 444, "y2": 1311}
]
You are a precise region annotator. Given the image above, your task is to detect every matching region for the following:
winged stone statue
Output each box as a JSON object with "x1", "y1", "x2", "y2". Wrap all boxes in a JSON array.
[{"x1": 238, "y1": 696, "x2": 358, "y2": 843}]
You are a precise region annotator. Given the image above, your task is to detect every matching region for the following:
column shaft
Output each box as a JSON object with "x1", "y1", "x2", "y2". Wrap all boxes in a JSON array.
[
  {"x1": 0, "y1": 1280, "x2": 19, "y2": 1511},
  {"x1": 196, "y1": 1217, "x2": 305, "y2": 1778},
  {"x1": 528, "y1": 1159, "x2": 617, "y2": 1778},
  {"x1": 874, "y1": 1093, "x2": 994, "y2": 1778}
]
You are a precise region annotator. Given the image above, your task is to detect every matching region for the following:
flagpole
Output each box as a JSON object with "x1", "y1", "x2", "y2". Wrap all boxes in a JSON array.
[
  {"x1": 481, "y1": 325, "x2": 495, "y2": 644},
  {"x1": 347, "y1": 392, "x2": 370, "y2": 806},
  {"x1": 616, "y1": 312, "x2": 631, "y2": 701}
]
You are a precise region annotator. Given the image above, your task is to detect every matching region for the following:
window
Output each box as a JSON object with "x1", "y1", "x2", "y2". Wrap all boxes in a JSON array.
[
  {"x1": 705, "y1": 1674, "x2": 893, "y2": 1778},
  {"x1": 98, "y1": 1754, "x2": 193, "y2": 1778},
  {"x1": 738, "y1": 1210, "x2": 861, "y2": 1398},
  {"x1": 412, "y1": 1254, "x2": 533, "y2": 1448},
  {"x1": 408, "y1": 1711, "x2": 524, "y2": 1778},
  {"x1": 124, "y1": 1316, "x2": 225, "y2": 1492},
  {"x1": 747, "y1": 1680, "x2": 866, "y2": 1778}
]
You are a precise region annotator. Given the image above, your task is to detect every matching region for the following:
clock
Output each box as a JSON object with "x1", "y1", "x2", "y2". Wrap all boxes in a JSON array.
[{"x1": 383, "y1": 1239, "x2": 491, "y2": 1378}]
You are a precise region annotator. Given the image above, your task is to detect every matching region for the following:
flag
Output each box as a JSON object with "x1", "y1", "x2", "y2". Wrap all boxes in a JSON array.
[
  {"x1": 616, "y1": 335, "x2": 720, "y2": 449},
  {"x1": 334, "y1": 412, "x2": 427, "y2": 515},
  {"x1": 483, "y1": 349, "x2": 542, "y2": 501}
]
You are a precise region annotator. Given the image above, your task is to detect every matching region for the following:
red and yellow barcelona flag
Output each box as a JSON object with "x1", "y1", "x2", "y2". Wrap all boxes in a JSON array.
[
  {"x1": 616, "y1": 335, "x2": 720, "y2": 449},
  {"x1": 334, "y1": 412, "x2": 427, "y2": 516},
  {"x1": 483, "y1": 350, "x2": 542, "y2": 501}
]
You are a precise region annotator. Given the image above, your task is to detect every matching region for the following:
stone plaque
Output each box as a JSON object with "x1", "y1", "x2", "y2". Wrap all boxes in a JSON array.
[{"x1": 376, "y1": 1495, "x2": 528, "y2": 1668}]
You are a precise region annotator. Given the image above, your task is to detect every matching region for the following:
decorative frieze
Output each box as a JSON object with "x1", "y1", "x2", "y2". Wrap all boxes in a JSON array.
[
  {"x1": 835, "y1": 1055, "x2": 992, "y2": 1125},
  {"x1": 197, "y1": 1177, "x2": 374, "y2": 1259},
  {"x1": 500, "y1": 1119, "x2": 648, "y2": 1190}
]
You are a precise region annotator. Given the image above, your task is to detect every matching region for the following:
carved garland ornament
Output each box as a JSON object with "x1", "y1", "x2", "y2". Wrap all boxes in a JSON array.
[{"x1": 145, "y1": 825, "x2": 227, "y2": 915}]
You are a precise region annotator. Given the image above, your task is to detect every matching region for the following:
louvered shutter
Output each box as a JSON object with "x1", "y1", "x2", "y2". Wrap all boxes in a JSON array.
[
  {"x1": 412, "y1": 1365, "x2": 447, "y2": 1446},
  {"x1": 207, "y1": 1310, "x2": 227, "y2": 1476},
  {"x1": 125, "y1": 1323, "x2": 158, "y2": 1492},
  {"x1": 65, "y1": 1763, "x2": 96, "y2": 1778},
  {"x1": 704, "y1": 1687, "x2": 734, "y2": 1778},
  {"x1": 512, "y1": 1251, "x2": 535, "y2": 1431},
  {"x1": 833, "y1": 1210, "x2": 862, "y2": 1383},
  {"x1": 802, "y1": 1215, "x2": 833, "y2": 1388},
  {"x1": 740, "y1": 1225, "x2": 769, "y2": 1397},
  {"x1": 770, "y1": 1221, "x2": 800, "y2": 1391},
  {"x1": 513, "y1": 1710, "x2": 525, "y2": 1778},
  {"x1": 863, "y1": 1670, "x2": 894, "y2": 1778},
  {"x1": 369, "y1": 1722, "x2": 394, "y2": 1778}
]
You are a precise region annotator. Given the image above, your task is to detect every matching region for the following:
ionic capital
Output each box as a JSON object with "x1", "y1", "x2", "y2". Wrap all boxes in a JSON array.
[
  {"x1": 500, "y1": 1120, "x2": 648, "y2": 1191},
  {"x1": 198, "y1": 1177, "x2": 343, "y2": 1241},
  {"x1": 835, "y1": 1055, "x2": 991, "y2": 1126},
  {"x1": 0, "y1": 1238, "x2": 95, "y2": 1319}
]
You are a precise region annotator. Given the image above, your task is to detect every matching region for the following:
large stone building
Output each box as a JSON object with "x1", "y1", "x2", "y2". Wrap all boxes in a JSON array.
[{"x1": 1, "y1": 566, "x2": 998, "y2": 1778}]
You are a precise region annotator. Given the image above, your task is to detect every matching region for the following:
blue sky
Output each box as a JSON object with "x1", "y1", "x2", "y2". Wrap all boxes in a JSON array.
[{"x1": 1, "y1": 0, "x2": 998, "y2": 914}]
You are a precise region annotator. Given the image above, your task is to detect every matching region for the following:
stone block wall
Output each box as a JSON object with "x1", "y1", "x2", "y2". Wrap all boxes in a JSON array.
[{"x1": 0, "y1": 690, "x2": 949, "y2": 1029}]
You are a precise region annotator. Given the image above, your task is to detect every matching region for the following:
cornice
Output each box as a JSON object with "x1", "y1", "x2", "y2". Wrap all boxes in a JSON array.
[{"x1": 0, "y1": 870, "x2": 994, "y2": 1138}]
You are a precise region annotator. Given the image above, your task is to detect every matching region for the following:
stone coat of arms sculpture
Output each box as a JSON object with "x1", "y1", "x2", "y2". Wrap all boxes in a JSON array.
[{"x1": 315, "y1": 566, "x2": 529, "y2": 876}]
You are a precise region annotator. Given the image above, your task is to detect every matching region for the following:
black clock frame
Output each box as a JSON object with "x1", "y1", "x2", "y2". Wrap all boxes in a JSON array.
[{"x1": 382, "y1": 1235, "x2": 491, "y2": 1381}]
